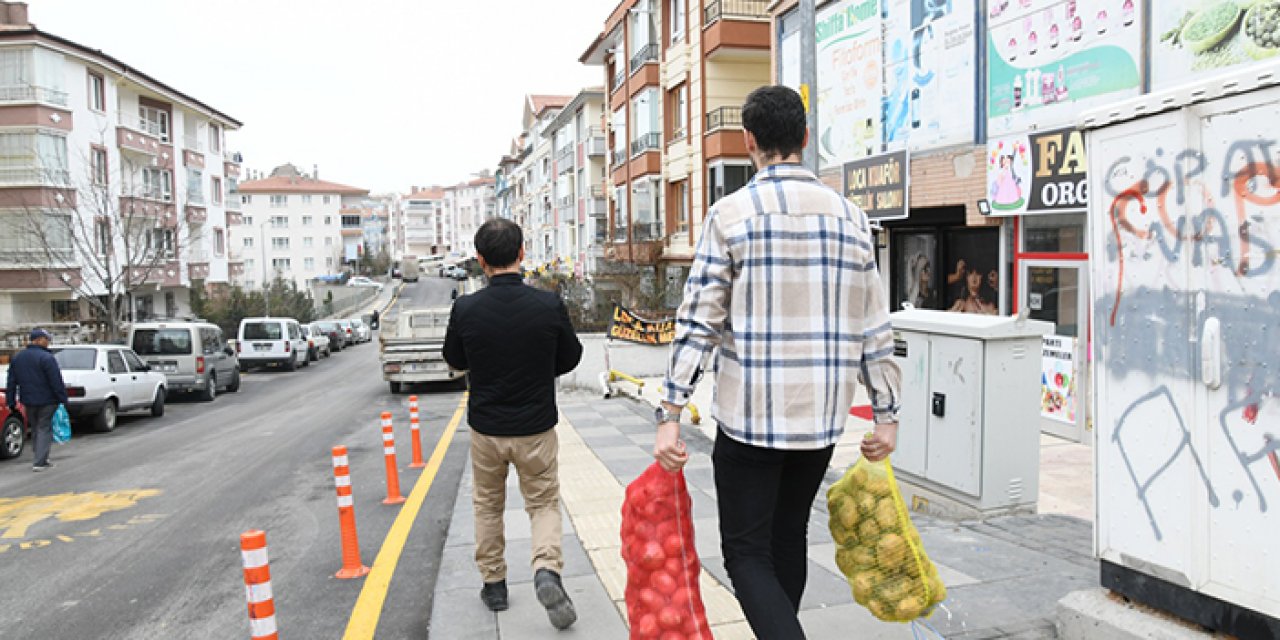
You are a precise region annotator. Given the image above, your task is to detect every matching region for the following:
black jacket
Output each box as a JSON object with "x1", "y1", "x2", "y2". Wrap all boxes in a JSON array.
[
  {"x1": 6, "y1": 344, "x2": 68, "y2": 407},
  {"x1": 443, "y1": 273, "x2": 583, "y2": 437}
]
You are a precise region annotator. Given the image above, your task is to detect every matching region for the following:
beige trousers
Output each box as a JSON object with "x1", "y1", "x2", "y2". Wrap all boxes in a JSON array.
[{"x1": 470, "y1": 428, "x2": 563, "y2": 583}]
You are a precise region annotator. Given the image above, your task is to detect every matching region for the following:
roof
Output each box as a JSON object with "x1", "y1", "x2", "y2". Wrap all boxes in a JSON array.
[
  {"x1": 529, "y1": 94, "x2": 573, "y2": 117},
  {"x1": 0, "y1": 28, "x2": 241, "y2": 128},
  {"x1": 238, "y1": 176, "x2": 369, "y2": 195},
  {"x1": 406, "y1": 187, "x2": 445, "y2": 200},
  {"x1": 547, "y1": 88, "x2": 605, "y2": 133}
]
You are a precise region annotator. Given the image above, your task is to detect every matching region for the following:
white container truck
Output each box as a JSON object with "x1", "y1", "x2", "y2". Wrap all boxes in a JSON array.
[{"x1": 1082, "y1": 61, "x2": 1280, "y2": 635}]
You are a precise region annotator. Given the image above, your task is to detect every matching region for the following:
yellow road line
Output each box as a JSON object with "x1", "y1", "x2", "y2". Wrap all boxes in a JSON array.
[{"x1": 342, "y1": 395, "x2": 467, "y2": 639}]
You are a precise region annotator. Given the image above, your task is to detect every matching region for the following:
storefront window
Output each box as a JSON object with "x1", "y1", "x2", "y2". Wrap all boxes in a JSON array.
[
  {"x1": 944, "y1": 230, "x2": 1000, "y2": 315},
  {"x1": 895, "y1": 233, "x2": 939, "y2": 310},
  {"x1": 890, "y1": 224, "x2": 999, "y2": 315},
  {"x1": 1021, "y1": 213, "x2": 1086, "y2": 253}
]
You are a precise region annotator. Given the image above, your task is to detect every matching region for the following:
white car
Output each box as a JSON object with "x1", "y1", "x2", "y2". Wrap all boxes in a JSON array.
[
  {"x1": 347, "y1": 318, "x2": 371, "y2": 343},
  {"x1": 52, "y1": 345, "x2": 167, "y2": 432},
  {"x1": 346, "y1": 277, "x2": 383, "y2": 290},
  {"x1": 303, "y1": 323, "x2": 332, "y2": 361},
  {"x1": 237, "y1": 317, "x2": 310, "y2": 372}
]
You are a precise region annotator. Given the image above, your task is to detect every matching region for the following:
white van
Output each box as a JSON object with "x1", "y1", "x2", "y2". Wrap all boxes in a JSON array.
[
  {"x1": 237, "y1": 317, "x2": 309, "y2": 372},
  {"x1": 129, "y1": 320, "x2": 241, "y2": 400}
]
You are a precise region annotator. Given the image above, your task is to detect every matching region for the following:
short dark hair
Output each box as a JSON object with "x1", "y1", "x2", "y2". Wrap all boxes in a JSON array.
[
  {"x1": 742, "y1": 85, "x2": 807, "y2": 159},
  {"x1": 474, "y1": 218, "x2": 522, "y2": 268}
]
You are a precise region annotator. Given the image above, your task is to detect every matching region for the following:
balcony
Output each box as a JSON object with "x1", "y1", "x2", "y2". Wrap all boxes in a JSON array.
[
  {"x1": 0, "y1": 166, "x2": 70, "y2": 187},
  {"x1": 556, "y1": 146, "x2": 574, "y2": 173},
  {"x1": 630, "y1": 43, "x2": 658, "y2": 72},
  {"x1": 187, "y1": 190, "x2": 206, "y2": 206},
  {"x1": 228, "y1": 261, "x2": 245, "y2": 278},
  {"x1": 117, "y1": 124, "x2": 163, "y2": 157},
  {"x1": 223, "y1": 151, "x2": 242, "y2": 178},
  {"x1": 704, "y1": 0, "x2": 769, "y2": 23},
  {"x1": 703, "y1": 0, "x2": 770, "y2": 58},
  {"x1": 632, "y1": 221, "x2": 663, "y2": 242},
  {"x1": 612, "y1": 149, "x2": 628, "y2": 167},
  {"x1": 130, "y1": 259, "x2": 182, "y2": 288},
  {"x1": 706, "y1": 106, "x2": 743, "y2": 132},
  {"x1": 183, "y1": 148, "x2": 205, "y2": 170},
  {"x1": 0, "y1": 84, "x2": 69, "y2": 106},
  {"x1": 185, "y1": 205, "x2": 207, "y2": 225},
  {"x1": 187, "y1": 253, "x2": 211, "y2": 281},
  {"x1": 612, "y1": 68, "x2": 626, "y2": 94},
  {"x1": 119, "y1": 197, "x2": 177, "y2": 225},
  {"x1": 587, "y1": 129, "x2": 607, "y2": 157},
  {"x1": 630, "y1": 133, "x2": 661, "y2": 157},
  {"x1": 225, "y1": 194, "x2": 242, "y2": 212},
  {"x1": 226, "y1": 210, "x2": 244, "y2": 226},
  {"x1": 588, "y1": 195, "x2": 607, "y2": 216},
  {"x1": 182, "y1": 135, "x2": 204, "y2": 152}
]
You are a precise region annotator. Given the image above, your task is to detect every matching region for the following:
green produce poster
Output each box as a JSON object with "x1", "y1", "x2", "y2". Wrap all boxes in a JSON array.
[{"x1": 1151, "y1": 0, "x2": 1280, "y2": 89}]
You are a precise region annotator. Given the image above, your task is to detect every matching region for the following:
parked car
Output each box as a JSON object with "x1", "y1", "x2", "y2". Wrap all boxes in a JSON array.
[
  {"x1": 128, "y1": 320, "x2": 240, "y2": 401},
  {"x1": 312, "y1": 321, "x2": 348, "y2": 351},
  {"x1": 237, "y1": 318, "x2": 309, "y2": 372},
  {"x1": 336, "y1": 319, "x2": 358, "y2": 346},
  {"x1": 52, "y1": 345, "x2": 167, "y2": 432},
  {"x1": 348, "y1": 318, "x2": 371, "y2": 343},
  {"x1": 303, "y1": 324, "x2": 332, "y2": 361},
  {"x1": 0, "y1": 390, "x2": 29, "y2": 460},
  {"x1": 346, "y1": 276, "x2": 383, "y2": 290}
]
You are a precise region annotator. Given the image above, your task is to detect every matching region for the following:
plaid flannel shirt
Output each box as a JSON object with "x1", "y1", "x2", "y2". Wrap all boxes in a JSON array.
[{"x1": 663, "y1": 163, "x2": 902, "y2": 450}]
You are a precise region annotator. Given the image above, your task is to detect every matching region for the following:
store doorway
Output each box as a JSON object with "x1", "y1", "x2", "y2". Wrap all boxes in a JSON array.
[{"x1": 1021, "y1": 259, "x2": 1088, "y2": 442}]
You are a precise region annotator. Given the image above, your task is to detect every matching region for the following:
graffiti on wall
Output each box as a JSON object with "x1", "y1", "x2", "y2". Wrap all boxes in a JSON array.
[{"x1": 1097, "y1": 133, "x2": 1280, "y2": 538}]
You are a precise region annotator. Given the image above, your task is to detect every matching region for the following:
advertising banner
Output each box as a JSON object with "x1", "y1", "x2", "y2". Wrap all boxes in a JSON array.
[
  {"x1": 986, "y1": 127, "x2": 1088, "y2": 215},
  {"x1": 884, "y1": 0, "x2": 978, "y2": 152},
  {"x1": 816, "y1": 0, "x2": 883, "y2": 169},
  {"x1": 1151, "y1": 0, "x2": 1280, "y2": 90},
  {"x1": 607, "y1": 304, "x2": 675, "y2": 345},
  {"x1": 987, "y1": 0, "x2": 1143, "y2": 136},
  {"x1": 844, "y1": 150, "x2": 909, "y2": 220},
  {"x1": 1040, "y1": 335, "x2": 1076, "y2": 424}
]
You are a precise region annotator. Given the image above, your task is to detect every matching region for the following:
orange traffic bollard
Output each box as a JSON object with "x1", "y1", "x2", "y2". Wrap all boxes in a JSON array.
[
  {"x1": 408, "y1": 395, "x2": 426, "y2": 469},
  {"x1": 240, "y1": 530, "x2": 279, "y2": 640},
  {"x1": 380, "y1": 411, "x2": 406, "y2": 505},
  {"x1": 331, "y1": 446, "x2": 370, "y2": 579}
]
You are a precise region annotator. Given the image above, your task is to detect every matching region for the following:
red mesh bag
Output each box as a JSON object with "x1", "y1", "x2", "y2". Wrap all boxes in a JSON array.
[{"x1": 620, "y1": 462, "x2": 712, "y2": 640}]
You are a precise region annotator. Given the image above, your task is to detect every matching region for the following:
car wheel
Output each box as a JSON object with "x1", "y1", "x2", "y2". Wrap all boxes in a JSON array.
[
  {"x1": 285, "y1": 354, "x2": 297, "y2": 372},
  {"x1": 389, "y1": 381, "x2": 402, "y2": 394},
  {"x1": 150, "y1": 388, "x2": 165, "y2": 417},
  {"x1": 240, "y1": 362, "x2": 250, "y2": 373},
  {"x1": 226, "y1": 368, "x2": 241, "y2": 393},
  {"x1": 308, "y1": 347, "x2": 318, "y2": 362},
  {"x1": 200, "y1": 374, "x2": 217, "y2": 401},
  {"x1": 94, "y1": 399, "x2": 118, "y2": 433},
  {"x1": 1, "y1": 416, "x2": 24, "y2": 459}
]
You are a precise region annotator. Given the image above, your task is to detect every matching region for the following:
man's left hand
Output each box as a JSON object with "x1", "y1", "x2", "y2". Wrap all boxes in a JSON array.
[{"x1": 861, "y1": 423, "x2": 899, "y2": 462}]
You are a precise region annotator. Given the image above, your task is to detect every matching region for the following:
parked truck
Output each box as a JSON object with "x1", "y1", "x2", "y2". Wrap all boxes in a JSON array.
[
  {"x1": 379, "y1": 306, "x2": 464, "y2": 393},
  {"x1": 1082, "y1": 61, "x2": 1280, "y2": 635}
]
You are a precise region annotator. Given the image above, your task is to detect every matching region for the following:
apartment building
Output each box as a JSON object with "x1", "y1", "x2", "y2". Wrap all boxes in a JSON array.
[
  {"x1": 446, "y1": 176, "x2": 496, "y2": 258},
  {"x1": 508, "y1": 95, "x2": 571, "y2": 268},
  {"x1": 234, "y1": 164, "x2": 369, "y2": 290},
  {"x1": 402, "y1": 186, "x2": 445, "y2": 258},
  {"x1": 581, "y1": 0, "x2": 770, "y2": 284},
  {"x1": 0, "y1": 2, "x2": 243, "y2": 331},
  {"x1": 544, "y1": 88, "x2": 608, "y2": 277}
]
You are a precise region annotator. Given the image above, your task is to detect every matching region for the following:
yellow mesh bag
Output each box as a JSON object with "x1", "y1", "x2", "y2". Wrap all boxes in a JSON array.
[{"x1": 827, "y1": 453, "x2": 946, "y2": 623}]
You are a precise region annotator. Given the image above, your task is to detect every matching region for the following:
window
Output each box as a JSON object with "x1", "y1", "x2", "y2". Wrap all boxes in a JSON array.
[
  {"x1": 325, "y1": 237, "x2": 333, "y2": 246},
  {"x1": 271, "y1": 237, "x2": 289, "y2": 250},
  {"x1": 95, "y1": 218, "x2": 110, "y2": 255},
  {"x1": 214, "y1": 228, "x2": 225, "y2": 256},
  {"x1": 322, "y1": 195, "x2": 331, "y2": 205},
  {"x1": 323, "y1": 215, "x2": 331, "y2": 225},
  {"x1": 87, "y1": 71, "x2": 105, "y2": 111},
  {"x1": 242, "y1": 194, "x2": 252, "y2": 204},
  {"x1": 244, "y1": 259, "x2": 255, "y2": 272},
  {"x1": 0, "y1": 131, "x2": 69, "y2": 185},
  {"x1": 303, "y1": 237, "x2": 314, "y2": 248},
  {"x1": 631, "y1": 88, "x2": 659, "y2": 153},
  {"x1": 673, "y1": 180, "x2": 689, "y2": 235},
  {"x1": 302, "y1": 194, "x2": 312, "y2": 204},
  {"x1": 341, "y1": 214, "x2": 360, "y2": 228},
  {"x1": 632, "y1": 178, "x2": 660, "y2": 240},
  {"x1": 138, "y1": 104, "x2": 170, "y2": 141},
  {"x1": 325, "y1": 257, "x2": 333, "y2": 267},
  {"x1": 669, "y1": 85, "x2": 687, "y2": 141},
  {"x1": 243, "y1": 237, "x2": 254, "y2": 248},
  {"x1": 212, "y1": 177, "x2": 222, "y2": 205},
  {"x1": 209, "y1": 124, "x2": 221, "y2": 153},
  {"x1": 271, "y1": 215, "x2": 288, "y2": 228},
  {"x1": 303, "y1": 257, "x2": 315, "y2": 270},
  {"x1": 148, "y1": 228, "x2": 175, "y2": 258},
  {"x1": 141, "y1": 167, "x2": 172, "y2": 201},
  {"x1": 271, "y1": 258, "x2": 290, "y2": 271},
  {"x1": 90, "y1": 146, "x2": 108, "y2": 186},
  {"x1": 301, "y1": 215, "x2": 313, "y2": 226},
  {"x1": 708, "y1": 163, "x2": 755, "y2": 206},
  {"x1": 243, "y1": 215, "x2": 253, "y2": 226},
  {"x1": 612, "y1": 185, "x2": 628, "y2": 242},
  {"x1": 50, "y1": 300, "x2": 78, "y2": 322},
  {"x1": 669, "y1": 0, "x2": 685, "y2": 43},
  {"x1": 269, "y1": 195, "x2": 287, "y2": 207},
  {"x1": 187, "y1": 168, "x2": 204, "y2": 203},
  {"x1": 107, "y1": 350, "x2": 127, "y2": 375}
]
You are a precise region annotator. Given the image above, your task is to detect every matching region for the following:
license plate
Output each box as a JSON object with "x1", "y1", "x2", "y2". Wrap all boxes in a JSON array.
[
  {"x1": 408, "y1": 363, "x2": 441, "y2": 372},
  {"x1": 161, "y1": 364, "x2": 177, "y2": 372},
  {"x1": 254, "y1": 343, "x2": 271, "y2": 351}
]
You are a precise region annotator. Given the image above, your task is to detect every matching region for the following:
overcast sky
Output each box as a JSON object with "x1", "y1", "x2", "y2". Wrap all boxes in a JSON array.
[{"x1": 30, "y1": 0, "x2": 607, "y2": 193}]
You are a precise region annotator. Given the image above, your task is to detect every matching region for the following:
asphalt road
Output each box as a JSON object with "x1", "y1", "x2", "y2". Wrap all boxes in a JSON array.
[{"x1": 0, "y1": 277, "x2": 470, "y2": 639}]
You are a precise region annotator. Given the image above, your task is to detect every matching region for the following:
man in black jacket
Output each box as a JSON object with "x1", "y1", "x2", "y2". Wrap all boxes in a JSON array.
[
  {"x1": 443, "y1": 218, "x2": 583, "y2": 629},
  {"x1": 5, "y1": 328, "x2": 68, "y2": 472}
]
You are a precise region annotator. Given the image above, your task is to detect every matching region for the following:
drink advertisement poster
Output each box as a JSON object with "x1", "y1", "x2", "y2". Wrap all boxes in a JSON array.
[
  {"x1": 1151, "y1": 0, "x2": 1280, "y2": 90},
  {"x1": 987, "y1": 0, "x2": 1143, "y2": 136},
  {"x1": 884, "y1": 0, "x2": 978, "y2": 152},
  {"x1": 816, "y1": 0, "x2": 883, "y2": 169}
]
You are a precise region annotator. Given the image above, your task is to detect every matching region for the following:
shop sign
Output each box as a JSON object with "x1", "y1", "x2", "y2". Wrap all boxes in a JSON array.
[
  {"x1": 986, "y1": 127, "x2": 1087, "y2": 216},
  {"x1": 844, "y1": 150, "x2": 909, "y2": 221},
  {"x1": 607, "y1": 304, "x2": 675, "y2": 345},
  {"x1": 1041, "y1": 335, "x2": 1076, "y2": 424}
]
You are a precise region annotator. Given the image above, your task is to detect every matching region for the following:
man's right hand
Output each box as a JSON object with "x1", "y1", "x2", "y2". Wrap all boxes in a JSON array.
[{"x1": 654, "y1": 421, "x2": 688, "y2": 471}]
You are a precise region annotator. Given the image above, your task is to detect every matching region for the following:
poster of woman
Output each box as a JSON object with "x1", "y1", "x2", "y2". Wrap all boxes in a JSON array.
[{"x1": 988, "y1": 137, "x2": 1030, "y2": 213}]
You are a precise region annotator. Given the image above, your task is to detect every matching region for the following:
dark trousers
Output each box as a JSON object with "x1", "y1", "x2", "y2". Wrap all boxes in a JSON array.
[
  {"x1": 29, "y1": 403, "x2": 56, "y2": 467},
  {"x1": 713, "y1": 428, "x2": 835, "y2": 640}
]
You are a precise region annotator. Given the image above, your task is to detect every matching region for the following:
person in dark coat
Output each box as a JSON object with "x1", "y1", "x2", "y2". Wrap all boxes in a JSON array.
[
  {"x1": 5, "y1": 328, "x2": 67, "y2": 471},
  {"x1": 443, "y1": 218, "x2": 583, "y2": 629}
]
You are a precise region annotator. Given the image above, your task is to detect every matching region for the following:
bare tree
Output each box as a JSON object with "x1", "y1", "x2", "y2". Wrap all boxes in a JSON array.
[{"x1": 7, "y1": 126, "x2": 206, "y2": 340}]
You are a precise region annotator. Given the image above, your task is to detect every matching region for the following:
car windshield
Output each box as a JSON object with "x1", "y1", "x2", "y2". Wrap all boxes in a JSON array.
[
  {"x1": 350, "y1": 319, "x2": 363, "y2": 327},
  {"x1": 53, "y1": 348, "x2": 97, "y2": 370},
  {"x1": 131, "y1": 328, "x2": 193, "y2": 355},
  {"x1": 243, "y1": 322, "x2": 283, "y2": 340}
]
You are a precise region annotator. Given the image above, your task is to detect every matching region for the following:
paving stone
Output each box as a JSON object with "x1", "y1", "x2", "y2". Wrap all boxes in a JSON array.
[
  {"x1": 592, "y1": 445, "x2": 652, "y2": 462},
  {"x1": 924, "y1": 570, "x2": 1094, "y2": 638},
  {"x1": 502, "y1": 533, "x2": 594, "y2": 585},
  {"x1": 573, "y1": 425, "x2": 624, "y2": 438},
  {"x1": 494, "y1": 574, "x2": 628, "y2": 640},
  {"x1": 797, "y1": 602, "x2": 915, "y2": 639},
  {"x1": 602, "y1": 457, "x2": 652, "y2": 482},
  {"x1": 428, "y1": 586, "x2": 499, "y2": 640},
  {"x1": 578, "y1": 433, "x2": 635, "y2": 449},
  {"x1": 799, "y1": 559, "x2": 856, "y2": 609},
  {"x1": 625, "y1": 432, "x2": 656, "y2": 447}
]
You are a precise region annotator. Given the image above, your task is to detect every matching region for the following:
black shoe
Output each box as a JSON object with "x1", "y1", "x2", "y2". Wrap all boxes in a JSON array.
[
  {"x1": 534, "y1": 569, "x2": 577, "y2": 630},
  {"x1": 32, "y1": 462, "x2": 53, "y2": 472},
  {"x1": 480, "y1": 580, "x2": 508, "y2": 612}
]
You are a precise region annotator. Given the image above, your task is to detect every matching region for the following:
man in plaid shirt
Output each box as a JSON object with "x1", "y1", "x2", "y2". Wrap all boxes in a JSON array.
[{"x1": 655, "y1": 85, "x2": 902, "y2": 639}]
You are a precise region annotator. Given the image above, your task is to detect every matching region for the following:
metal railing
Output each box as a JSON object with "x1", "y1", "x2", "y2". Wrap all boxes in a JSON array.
[
  {"x1": 630, "y1": 133, "x2": 661, "y2": 156},
  {"x1": 119, "y1": 112, "x2": 169, "y2": 140},
  {"x1": 704, "y1": 0, "x2": 770, "y2": 24},
  {"x1": 587, "y1": 135, "x2": 607, "y2": 157},
  {"x1": 612, "y1": 68, "x2": 626, "y2": 93},
  {"x1": 590, "y1": 184, "x2": 605, "y2": 198},
  {"x1": 612, "y1": 149, "x2": 628, "y2": 167},
  {"x1": 630, "y1": 43, "x2": 658, "y2": 71},
  {"x1": 0, "y1": 85, "x2": 69, "y2": 106},
  {"x1": 706, "y1": 106, "x2": 743, "y2": 131},
  {"x1": 632, "y1": 221, "x2": 663, "y2": 242}
]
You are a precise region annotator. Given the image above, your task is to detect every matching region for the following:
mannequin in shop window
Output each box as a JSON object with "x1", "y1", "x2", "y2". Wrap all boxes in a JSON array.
[
  {"x1": 949, "y1": 266, "x2": 998, "y2": 315},
  {"x1": 905, "y1": 253, "x2": 935, "y2": 309}
]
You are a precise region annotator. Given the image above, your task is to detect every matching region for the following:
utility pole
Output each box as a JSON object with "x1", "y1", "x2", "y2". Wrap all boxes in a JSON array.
[{"x1": 800, "y1": 0, "x2": 818, "y2": 173}]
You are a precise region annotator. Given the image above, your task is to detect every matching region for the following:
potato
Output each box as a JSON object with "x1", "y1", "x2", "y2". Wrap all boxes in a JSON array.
[
  {"x1": 867, "y1": 598, "x2": 891, "y2": 621},
  {"x1": 928, "y1": 575, "x2": 947, "y2": 604},
  {"x1": 877, "y1": 576, "x2": 911, "y2": 603},
  {"x1": 852, "y1": 571, "x2": 876, "y2": 605},
  {"x1": 874, "y1": 498, "x2": 899, "y2": 529},
  {"x1": 849, "y1": 464, "x2": 870, "y2": 488},
  {"x1": 877, "y1": 533, "x2": 907, "y2": 567},
  {"x1": 831, "y1": 521, "x2": 858, "y2": 547},
  {"x1": 895, "y1": 595, "x2": 927, "y2": 620},
  {"x1": 839, "y1": 501, "x2": 860, "y2": 530},
  {"x1": 835, "y1": 547, "x2": 859, "y2": 576},
  {"x1": 851, "y1": 545, "x2": 876, "y2": 568},
  {"x1": 866, "y1": 477, "x2": 892, "y2": 498},
  {"x1": 856, "y1": 492, "x2": 878, "y2": 516},
  {"x1": 857, "y1": 518, "x2": 880, "y2": 542}
]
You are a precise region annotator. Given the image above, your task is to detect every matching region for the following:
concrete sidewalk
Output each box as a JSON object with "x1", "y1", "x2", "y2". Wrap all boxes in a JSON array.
[{"x1": 429, "y1": 392, "x2": 1097, "y2": 639}]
